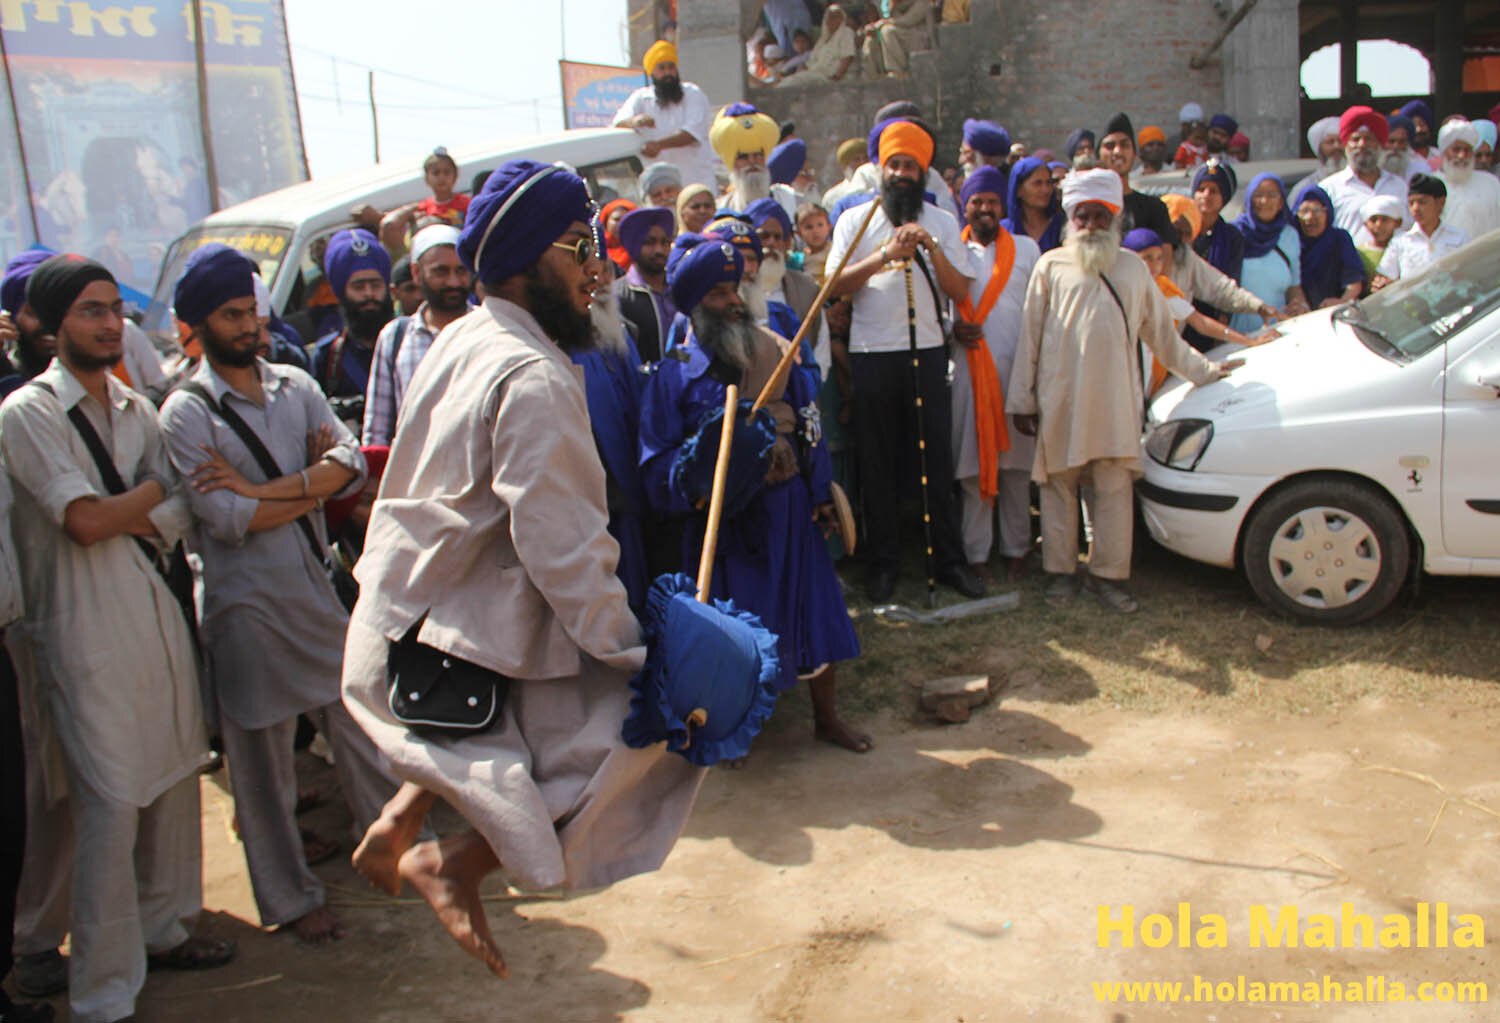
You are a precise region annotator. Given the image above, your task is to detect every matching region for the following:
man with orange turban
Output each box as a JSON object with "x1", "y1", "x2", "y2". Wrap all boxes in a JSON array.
[{"x1": 612, "y1": 40, "x2": 717, "y2": 196}]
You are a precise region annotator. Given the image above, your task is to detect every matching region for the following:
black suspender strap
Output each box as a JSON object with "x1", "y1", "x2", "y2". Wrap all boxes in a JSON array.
[{"x1": 1098, "y1": 272, "x2": 1151, "y2": 423}]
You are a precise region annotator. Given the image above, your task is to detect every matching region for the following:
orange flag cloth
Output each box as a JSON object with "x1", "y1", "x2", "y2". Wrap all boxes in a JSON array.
[{"x1": 956, "y1": 225, "x2": 1014, "y2": 502}]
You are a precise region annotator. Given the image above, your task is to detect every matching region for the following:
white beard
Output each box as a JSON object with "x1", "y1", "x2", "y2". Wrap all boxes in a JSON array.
[
  {"x1": 739, "y1": 278, "x2": 769, "y2": 324},
  {"x1": 1444, "y1": 160, "x2": 1474, "y2": 185},
  {"x1": 757, "y1": 250, "x2": 786, "y2": 295},
  {"x1": 728, "y1": 167, "x2": 772, "y2": 206},
  {"x1": 1381, "y1": 150, "x2": 1410, "y2": 176},
  {"x1": 590, "y1": 297, "x2": 629, "y2": 356},
  {"x1": 1317, "y1": 154, "x2": 1343, "y2": 178},
  {"x1": 1063, "y1": 219, "x2": 1122, "y2": 277}
]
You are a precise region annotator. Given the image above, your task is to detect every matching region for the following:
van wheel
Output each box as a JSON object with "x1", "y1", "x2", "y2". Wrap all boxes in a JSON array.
[{"x1": 1242, "y1": 480, "x2": 1409, "y2": 625}]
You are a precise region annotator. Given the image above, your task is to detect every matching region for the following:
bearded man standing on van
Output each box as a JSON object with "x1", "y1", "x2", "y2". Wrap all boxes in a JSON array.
[{"x1": 613, "y1": 41, "x2": 718, "y2": 193}]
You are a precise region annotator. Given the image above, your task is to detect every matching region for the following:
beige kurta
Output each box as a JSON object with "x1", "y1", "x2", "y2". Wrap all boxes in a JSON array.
[
  {"x1": 0, "y1": 362, "x2": 205, "y2": 808},
  {"x1": 1169, "y1": 246, "x2": 1267, "y2": 316},
  {"x1": 1007, "y1": 247, "x2": 1221, "y2": 482},
  {"x1": 343, "y1": 296, "x2": 704, "y2": 892}
]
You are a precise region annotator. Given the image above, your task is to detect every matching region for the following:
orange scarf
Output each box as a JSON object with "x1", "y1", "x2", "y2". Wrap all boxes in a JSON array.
[
  {"x1": 1147, "y1": 274, "x2": 1187, "y2": 397},
  {"x1": 957, "y1": 226, "x2": 1014, "y2": 502}
]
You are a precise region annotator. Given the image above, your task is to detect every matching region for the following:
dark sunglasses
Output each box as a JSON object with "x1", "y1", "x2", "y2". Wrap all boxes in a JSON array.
[{"x1": 551, "y1": 236, "x2": 596, "y2": 265}]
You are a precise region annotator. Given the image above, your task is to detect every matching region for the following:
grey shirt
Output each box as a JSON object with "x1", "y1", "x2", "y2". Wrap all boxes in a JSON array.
[{"x1": 159, "y1": 358, "x2": 366, "y2": 729}]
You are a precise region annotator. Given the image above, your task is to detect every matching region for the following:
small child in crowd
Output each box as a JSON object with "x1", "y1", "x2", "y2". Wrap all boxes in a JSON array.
[{"x1": 796, "y1": 201, "x2": 832, "y2": 282}]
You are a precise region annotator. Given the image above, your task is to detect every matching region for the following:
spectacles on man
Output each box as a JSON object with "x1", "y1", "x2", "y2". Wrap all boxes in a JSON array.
[{"x1": 550, "y1": 236, "x2": 596, "y2": 265}]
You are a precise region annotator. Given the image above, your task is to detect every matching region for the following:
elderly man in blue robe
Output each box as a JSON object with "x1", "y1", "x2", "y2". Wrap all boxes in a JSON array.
[{"x1": 639, "y1": 234, "x2": 869, "y2": 754}]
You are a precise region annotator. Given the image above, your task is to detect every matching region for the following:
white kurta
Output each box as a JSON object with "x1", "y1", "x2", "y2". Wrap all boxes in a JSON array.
[
  {"x1": 611, "y1": 82, "x2": 718, "y2": 191},
  {"x1": 1437, "y1": 171, "x2": 1500, "y2": 242}
]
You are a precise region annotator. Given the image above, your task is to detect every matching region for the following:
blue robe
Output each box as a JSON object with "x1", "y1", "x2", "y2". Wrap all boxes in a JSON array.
[
  {"x1": 639, "y1": 332, "x2": 859, "y2": 691},
  {"x1": 571, "y1": 336, "x2": 651, "y2": 612}
]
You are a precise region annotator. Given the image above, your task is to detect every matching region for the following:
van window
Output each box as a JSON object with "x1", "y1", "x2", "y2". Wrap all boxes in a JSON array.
[
  {"x1": 579, "y1": 158, "x2": 643, "y2": 205},
  {"x1": 142, "y1": 224, "x2": 293, "y2": 342}
]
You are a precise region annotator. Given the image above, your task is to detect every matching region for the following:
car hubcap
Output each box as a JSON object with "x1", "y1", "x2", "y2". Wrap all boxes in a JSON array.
[{"x1": 1265, "y1": 506, "x2": 1381, "y2": 610}]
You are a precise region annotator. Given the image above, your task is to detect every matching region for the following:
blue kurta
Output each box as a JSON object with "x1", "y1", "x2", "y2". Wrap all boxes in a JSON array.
[{"x1": 639, "y1": 333, "x2": 858, "y2": 690}]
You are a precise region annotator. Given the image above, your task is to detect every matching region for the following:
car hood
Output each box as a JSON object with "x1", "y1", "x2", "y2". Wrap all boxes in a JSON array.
[{"x1": 1148, "y1": 307, "x2": 1407, "y2": 428}]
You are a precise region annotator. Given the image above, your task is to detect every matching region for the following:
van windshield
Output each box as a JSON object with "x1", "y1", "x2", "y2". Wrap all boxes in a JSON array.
[{"x1": 142, "y1": 225, "x2": 293, "y2": 343}]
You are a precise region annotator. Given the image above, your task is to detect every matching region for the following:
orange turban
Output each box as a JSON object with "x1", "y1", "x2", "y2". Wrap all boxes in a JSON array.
[
  {"x1": 877, "y1": 120, "x2": 934, "y2": 171},
  {"x1": 1138, "y1": 125, "x2": 1166, "y2": 146},
  {"x1": 643, "y1": 40, "x2": 677, "y2": 76},
  {"x1": 1162, "y1": 193, "x2": 1201, "y2": 240}
]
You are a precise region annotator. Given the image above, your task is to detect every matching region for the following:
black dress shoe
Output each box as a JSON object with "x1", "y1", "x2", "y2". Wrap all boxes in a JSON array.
[
  {"x1": 866, "y1": 565, "x2": 896, "y2": 603},
  {"x1": 937, "y1": 563, "x2": 986, "y2": 599}
]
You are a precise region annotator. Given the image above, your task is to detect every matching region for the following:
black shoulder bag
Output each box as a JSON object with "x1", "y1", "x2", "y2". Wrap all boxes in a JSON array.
[
  {"x1": 1098, "y1": 272, "x2": 1151, "y2": 424},
  {"x1": 28, "y1": 381, "x2": 198, "y2": 645},
  {"x1": 176, "y1": 382, "x2": 359, "y2": 611},
  {"x1": 385, "y1": 618, "x2": 508, "y2": 736}
]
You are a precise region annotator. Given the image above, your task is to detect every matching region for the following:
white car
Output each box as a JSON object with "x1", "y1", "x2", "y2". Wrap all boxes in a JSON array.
[{"x1": 1139, "y1": 231, "x2": 1500, "y2": 624}]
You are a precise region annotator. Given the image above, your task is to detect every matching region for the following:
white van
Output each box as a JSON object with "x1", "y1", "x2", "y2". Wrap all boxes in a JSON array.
[{"x1": 140, "y1": 127, "x2": 644, "y2": 346}]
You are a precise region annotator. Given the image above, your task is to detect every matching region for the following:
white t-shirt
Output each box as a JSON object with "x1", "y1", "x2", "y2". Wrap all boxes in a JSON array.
[
  {"x1": 611, "y1": 82, "x2": 718, "y2": 192},
  {"x1": 1376, "y1": 221, "x2": 1468, "y2": 280},
  {"x1": 827, "y1": 199, "x2": 977, "y2": 353}
]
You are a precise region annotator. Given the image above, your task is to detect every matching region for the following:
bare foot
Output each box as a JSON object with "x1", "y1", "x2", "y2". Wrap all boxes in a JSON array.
[
  {"x1": 353, "y1": 784, "x2": 436, "y2": 896},
  {"x1": 1006, "y1": 555, "x2": 1029, "y2": 582},
  {"x1": 399, "y1": 832, "x2": 508, "y2": 978},
  {"x1": 289, "y1": 905, "x2": 345, "y2": 945},
  {"x1": 815, "y1": 717, "x2": 874, "y2": 753},
  {"x1": 719, "y1": 756, "x2": 749, "y2": 770}
]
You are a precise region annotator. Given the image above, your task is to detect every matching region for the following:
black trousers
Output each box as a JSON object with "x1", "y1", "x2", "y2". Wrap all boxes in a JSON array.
[
  {"x1": 0, "y1": 639, "x2": 23, "y2": 1008},
  {"x1": 851, "y1": 346, "x2": 965, "y2": 573}
]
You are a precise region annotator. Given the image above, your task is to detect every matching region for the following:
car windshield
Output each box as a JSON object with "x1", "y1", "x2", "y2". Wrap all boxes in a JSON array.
[
  {"x1": 141, "y1": 224, "x2": 293, "y2": 344},
  {"x1": 1344, "y1": 230, "x2": 1500, "y2": 361}
]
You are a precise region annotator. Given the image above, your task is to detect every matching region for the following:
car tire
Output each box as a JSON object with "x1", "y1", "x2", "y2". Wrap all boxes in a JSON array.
[{"x1": 1241, "y1": 479, "x2": 1410, "y2": 626}]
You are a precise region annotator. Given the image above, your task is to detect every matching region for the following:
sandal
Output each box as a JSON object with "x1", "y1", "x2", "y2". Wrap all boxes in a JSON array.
[
  {"x1": 147, "y1": 935, "x2": 237, "y2": 971},
  {"x1": 301, "y1": 829, "x2": 341, "y2": 866}
]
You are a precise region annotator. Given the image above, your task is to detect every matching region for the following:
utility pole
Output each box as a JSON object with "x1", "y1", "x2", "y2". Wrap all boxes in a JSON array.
[
  {"x1": 368, "y1": 70, "x2": 380, "y2": 163},
  {"x1": 190, "y1": 0, "x2": 222, "y2": 212}
]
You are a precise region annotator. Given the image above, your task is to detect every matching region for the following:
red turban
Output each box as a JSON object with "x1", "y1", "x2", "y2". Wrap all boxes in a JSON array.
[{"x1": 1338, "y1": 106, "x2": 1388, "y2": 147}]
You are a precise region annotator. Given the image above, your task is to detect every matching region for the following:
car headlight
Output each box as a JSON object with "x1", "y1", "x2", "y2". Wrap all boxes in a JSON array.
[{"x1": 1145, "y1": 419, "x2": 1214, "y2": 471}]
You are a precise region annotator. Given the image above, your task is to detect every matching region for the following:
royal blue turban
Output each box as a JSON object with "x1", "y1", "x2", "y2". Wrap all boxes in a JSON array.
[
  {"x1": 617, "y1": 206, "x2": 675, "y2": 261},
  {"x1": 667, "y1": 234, "x2": 743, "y2": 315},
  {"x1": 1, "y1": 247, "x2": 53, "y2": 316},
  {"x1": 1209, "y1": 113, "x2": 1238, "y2": 136},
  {"x1": 705, "y1": 214, "x2": 762, "y2": 263},
  {"x1": 963, "y1": 118, "x2": 1011, "y2": 157},
  {"x1": 173, "y1": 243, "x2": 257, "y2": 326},
  {"x1": 1121, "y1": 227, "x2": 1165, "y2": 252},
  {"x1": 456, "y1": 159, "x2": 591, "y2": 286},
  {"x1": 743, "y1": 197, "x2": 792, "y2": 241},
  {"x1": 958, "y1": 165, "x2": 1008, "y2": 212},
  {"x1": 1192, "y1": 161, "x2": 1238, "y2": 204},
  {"x1": 324, "y1": 228, "x2": 390, "y2": 299},
  {"x1": 1399, "y1": 100, "x2": 1434, "y2": 129},
  {"x1": 767, "y1": 138, "x2": 806, "y2": 185},
  {"x1": 1064, "y1": 128, "x2": 1095, "y2": 159},
  {"x1": 1386, "y1": 113, "x2": 1414, "y2": 140}
]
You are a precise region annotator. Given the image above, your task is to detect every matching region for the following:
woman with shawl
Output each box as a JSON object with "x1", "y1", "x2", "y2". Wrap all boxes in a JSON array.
[
  {"x1": 674, "y1": 183, "x2": 716, "y2": 235},
  {"x1": 1191, "y1": 162, "x2": 1243, "y2": 283},
  {"x1": 1228, "y1": 172, "x2": 1308, "y2": 334},
  {"x1": 1003, "y1": 155, "x2": 1064, "y2": 253},
  {"x1": 1291, "y1": 183, "x2": 1365, "y2": 308}
]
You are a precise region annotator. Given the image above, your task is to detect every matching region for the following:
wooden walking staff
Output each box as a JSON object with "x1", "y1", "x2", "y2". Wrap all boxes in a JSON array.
[
  {"x1": 749, "y1": 195, "x2": 882, "y2": 416},
  {"x1": 696, "y1": 384, "x2": 740, "y2": 603}
]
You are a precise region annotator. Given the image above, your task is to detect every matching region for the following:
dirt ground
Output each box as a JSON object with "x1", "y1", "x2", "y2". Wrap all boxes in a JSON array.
[{"x1": 14, "y1": 556, "x2": 1500, "y2": 1022}]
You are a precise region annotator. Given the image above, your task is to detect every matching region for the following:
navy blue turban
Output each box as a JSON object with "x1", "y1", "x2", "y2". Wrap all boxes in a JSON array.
[
  {"x1": 744, "y1": 197, "x2": 792, "y2": 241},
  {"x1": 457, "y1": 159, "x2": 591, "y2": 287},
  {"x1": 1064, "y1": 128, "x2": 1095, "y2": 159},
  {"x1": 1399, "y1": 100, "x2": 1433, "y2": 129},
  {"x1": 173, "y1": 243, "x2": 257, "y2": 326},
  {"x1": 25, "y1": 255, "x2": 114, "y2": 336},
  {"x1": 1192, "y1": 161, "x2": 1238, "y2": 204},
  {"x1": 617, "y1": 206, "x2": 675, "y2": 260},
  {"x1": 767, "y1": 139, "x2": 806, "y2": 185},
  {"x1": 1, "y1": 248, "x2": 53, "y2": 316},
  {"x1": 1209, "y1": 113, "x2": 1239, "y2": 136},
  {"x1": 324, "y1": 228, "x2": 391, "y2": 299},
  {"x1": 963, "y1": 119, "x2": 1011, "y2": 157},
  {"x1": 958, "y1": 165, "x2": 1008, "y2": 212},
  {"x1": 667, "y1": 233, "x2": 743, "y2": 315},
  {"x1": 1386, "y1": 113, "x2": 1414, "y2": 140},
  {"x1": 705, "y1": 214, "x2": 762, "y2": 263}
]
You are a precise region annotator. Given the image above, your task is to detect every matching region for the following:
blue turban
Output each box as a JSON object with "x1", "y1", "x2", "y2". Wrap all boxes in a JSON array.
[
  {"x1": 1121, "y1": 227, "x2": 1165, "y2": 252},
  {"x1": 963, "y1": 119, "x2": 1011, "y2": 157},
  {"x1": 1192, "y1": 161, "x2": 1238, "y2": 204},
  {"x1": 667, "y1": 233, "x2": 743, "y2": 314},
  {"x1": 958, "y1": 165, "x2": 1008, "y2": 213},
  {"x1": 617, "y1": 206, "x2": 675, "y2": 260},
  {"x1": 173, "y1": 243, "x2": 257, "y2": 325},
  {"x1": 1386, "y1": 113, "x2": 1414, "y2": 140},
  {"x1": 767, "y1": 139, "x2": 806, "y2": 185},
  {"x1": 743, "y1": 197, "x2": 792, "y2": 241},
  {"x1": 456, "y1": 159, "x2": 591, "y2": 286},
  {"x1": 705, "y1": 214, "x2": 762, "y2": 263},
  {"x1": 1399, "y1": 99, "x2": 1434, "y2": 129},
  {"x1": 1064, "y1": 129, "x2": 1095, "y2": 159},
  {"x1": 1209, "y1": 113, "x2": 1238, "y2": 136},
  {"x1": 1, "y1": 247, "x2": 53, "y2": 316},
  {"x1": 324, "y1": 228, "x2": 391, "y2": 299}
]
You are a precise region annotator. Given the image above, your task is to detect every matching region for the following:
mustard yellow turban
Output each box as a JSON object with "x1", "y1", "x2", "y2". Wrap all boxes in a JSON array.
[
  {"x1": 710, "y1": 102, "x2": 780, "y2": 168},
  {"x1": 643, "y1": 40, "x2": 677, "y2": 76}
]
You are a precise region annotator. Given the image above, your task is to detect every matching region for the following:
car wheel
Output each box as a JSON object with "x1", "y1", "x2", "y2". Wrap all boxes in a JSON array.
[{"x1": 1241, "y1": 479, "x2": 1410, "y2": 625}]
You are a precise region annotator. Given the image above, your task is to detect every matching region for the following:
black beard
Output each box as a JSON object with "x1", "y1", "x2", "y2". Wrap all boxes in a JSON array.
[
  {"x1": 1413, "y1": 131, "x2": 1430, "y2": 150},
  {"x1": 652, "y1": 75, "x2": 684, "y2": 105},
  {"x1": 1206, "y1": 137, "x2": 1226, "y2": 153},
  {"x1": 16, "y1": 331, "x2": 51, "y2": 378},
  {"x1": 421, "y1": 281, "x2": 470, "y2": 315},
  {"x1": 880, "y1": 176, "x2": 924, "y2": 226},
  {"x1": 340, "y1": 295, "x2": 395, "y2": 344},
  {"x1": 523, "y1": 264, "x2": 591, "y2": 352},
  {"x1": 60, "y1": 333, "x2": 121, "y2": 372},
  {"x1": 691, "y1": 303, "x2": 755, "y2": 371},
  {"x1": 199, "y1": 321, "x2": 260, "y2": 368},
  {"x1": 969, "y1": 218, "x2": 998, "y2": 245}
]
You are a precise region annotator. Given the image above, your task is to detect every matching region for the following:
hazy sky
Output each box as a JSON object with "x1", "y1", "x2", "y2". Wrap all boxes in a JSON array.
[
  {"x1": 283, "y1": 0, "x2": 631, "y2": 179},
  {"x1": 1299, "y1": 40, "x2": 1431, "y2": 100}
]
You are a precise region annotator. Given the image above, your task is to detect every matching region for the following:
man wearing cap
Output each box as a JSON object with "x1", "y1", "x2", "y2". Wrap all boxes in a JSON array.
[
  {"x1": 1134, "y1": 126, "x2": 1168, "y2": 178},
  {"x1": 614, "y1": 206, "x2": 678, "y2": 364},
  {"x1": 1293, "y1": 116, "x2": 1345, "y2": 196},
  {"x1": 1008, "y1": 170, "x2": 1238, "y2": 613},
  {"x1": 159, "y1": 244, "x2": 398, "y2": 946},
  {"x1": 1373, "y1": 174, "x2": 1467, "y2": 288},
  {"x1": 959, "y1": 119, "x2": 1011, "y2": 178},
  {"x1": 1401, "y1": 99, "x2": 1439, "y2": 170},
  {"x1": 1436, "y1": 119, "x2": 1500, "y2": 242},
  {"x1": 341, "y1": 160, "x2": 705, "y2": 978},
  {"x1": 951, "y1": 165, "x2": 1039, "y2": 582},
  {"x1": 827, "y1": 117, "x2": 983, "y2": 602},
  {"x1": 1097, "y1": 113, "x2": 1179, "y2": 249},
  {"x1": 640, "y1": 233, "x2": 868, "y2": 752},
  {"x1": 362, "y1": 224, "x2": 470, "y2": 446},
  {"x1": 311, "y1": 228, "x2": 395, "y2": 426},
  {"x1": 712, "y1": 102, "x2": 800, "y2": 219},
  {"x1": 639, "y1": 160, "x2": 683, "y2": 209},
  {"x1": 1, "y1": 255, "x2": 233, "y2": 1023},
  {"x1": 613, "y1": 41, "x2": 717, "y2": 194},
  {"x1": 1324, "y1": 106, "x2": 1409, "y2": 236}
]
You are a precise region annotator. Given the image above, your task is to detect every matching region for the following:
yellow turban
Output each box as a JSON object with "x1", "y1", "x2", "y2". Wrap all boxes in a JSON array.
[
  {"x1": 709, "y1": 103, "x2": 780, "y2": 168},
  {"x1": 643, "y1": 40, "x2": 677, "y2": 76},
  {"x1": 877, "y1": 120, "x2": 934, "y2": 171},
  {"x1": 835, "y1": 137, "x2": 864, "y2": 167}
]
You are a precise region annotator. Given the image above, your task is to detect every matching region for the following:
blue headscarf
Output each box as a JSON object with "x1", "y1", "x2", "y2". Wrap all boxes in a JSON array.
[
  {"x1": 324, "y1": 228, "x2": 390, "y2": 298},
  {"x1": 667, "y1": 234, "x2": 743, "y2": 315},
  {"x1": 958, "y1": 164, "x2": 1007, "y2": 214},
  {"x1": 1192, "y1": 162, "x2": 1240, "y2": 273},
  {"x1": 173, "y1": 243, "x2": 257, "y2": 325},
  {"x1": 767, "y1": 139, "x2": 806, "y2": 185},
  {"x1": 1232, "y1": 172, "x2": 1290, "y2": 260},
  {"x1": 1, "y1": 247, "x2": 54, "y2": 316},
  {"x1": 962, "y1": 119, "x2": 1010, "y2": 157},
  {"x1": 1290, "y1": 182, "x2": 1364, "y2": 305},
  {"x1": 1001, "y1": 156, "x2": 1063, "y2": 253},
  {"x1": 457, "y1": 159, "x2": 592, "y2": 286}
]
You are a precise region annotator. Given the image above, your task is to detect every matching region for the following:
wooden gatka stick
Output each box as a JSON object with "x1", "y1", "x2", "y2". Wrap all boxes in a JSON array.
[{"x1": 696, "y1": 384, "x2": 740, "y2": 603}]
